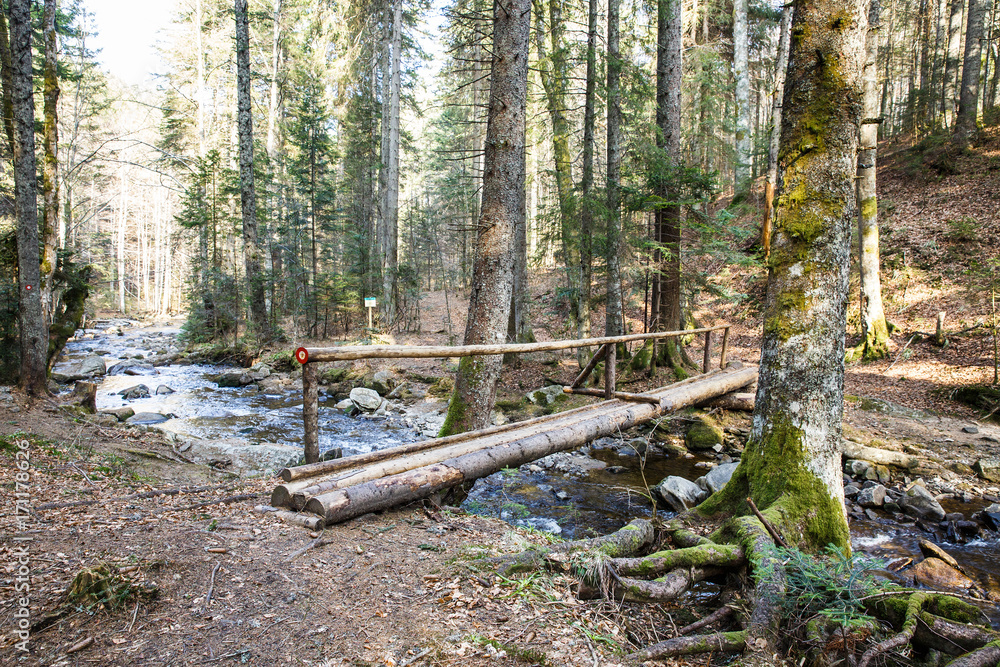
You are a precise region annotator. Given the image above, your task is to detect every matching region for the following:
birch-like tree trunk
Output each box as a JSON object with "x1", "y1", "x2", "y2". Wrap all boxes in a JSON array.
[
  {"x1": 577, "y1": 0, "x2": 598, "y2": 365},
  {"x1": 732, "y1": 0, "x2": 751, "y2": 195},
  {"x1": 762, "y1": 4, "x2": 792, "y2": 258},
  {"x1": 9, "y1": 0, "x2": 48, "y2": 393},
  {"x1": 944, "y1": 0, "x2": 966, "y2": 125},
  {"x1": 236, "y1": 0, "x2": 269, "y2": 340},
  {"x1": 605, "y1": 0, "x2": 624, "y2": 340},
  {"x1": 40, "y1": 0, "x2": 59, "y2": 325},
  {"x1": 440, "y1": 0, "x2": 529, "y2": 435},
  {"x1": 954, "y1": 0, "x2": 985, "y2": 144},
  {"x1": 857, "y1": 0, "x2": 890, "y2": 361}
]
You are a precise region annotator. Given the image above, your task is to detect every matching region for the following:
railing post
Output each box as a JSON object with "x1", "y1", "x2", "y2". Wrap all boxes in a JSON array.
[
  {"x1": 703, "y1": 330, "x2": 712, "y2": 374},
  {"x1": 605, "y1": 342, "x2": 617, "y2": 399},
  {"x1": 303, "y1": 362, "x2": 319, "y2": 464},
  {"x1": 720, "y1": 327, "x2": 731, "y2": 369}
]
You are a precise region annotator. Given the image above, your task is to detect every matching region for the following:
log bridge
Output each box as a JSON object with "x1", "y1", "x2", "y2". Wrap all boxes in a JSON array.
[{"x1": 274, "y1": 326, "x2": 757, "y2": 527}]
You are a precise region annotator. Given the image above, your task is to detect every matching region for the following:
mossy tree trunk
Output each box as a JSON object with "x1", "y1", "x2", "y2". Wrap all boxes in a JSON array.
[
  {"x1": 440, "y1": 0, "x2": 529, "y2": 436},
  {"x1": 700, "y1": 0, "x2": 868, "y2": 552},
  {"x1": 40, "y1": 0, "x2": 59, "y2": 326},
  {"x1": 605, "y1": 0, "x2": 625, "y2": 345},
  {"x1": 857, "y1": 0, "x2": 891, "y2": 361}
]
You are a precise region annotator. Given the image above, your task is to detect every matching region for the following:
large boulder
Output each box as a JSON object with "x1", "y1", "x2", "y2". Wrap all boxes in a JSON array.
[
  {"x1": 685, "y1": 414, "x2": 724, "y2": 451},
  {"x1": 909, "y1": 557, "x2": 975, "y2": 592},
  {"x1": 182, "y1": 438, "x2": 303, "y2": 475},
  {"x1": 370, "y1": 370, "x2": 398, "y2": 396},
  {"x1": 216, "y1": 371, "x2": 253, "y2": 388},
  {"x1": 78, "y1": 355, "x2": 107, "y2": 377},
  {"x1": 118, "y1": 384, "x2": 150, "y2": 400},
  {"x1": 654, "y1": 476, "x2": 708, "y2": 512},
  {"x1": 857, "y1": 484, "x2": 886, "y2": 508},
  {"x1": 698, "y1": 462, "x2": 739, "y2": 494},
  {"x1": 900, "y1": 483, "x2": 946, "y2": 521},
  {"x1": 350, "y1": 387, "x2": 384, "y2": 412},
  {"x1": 127, "y1": 412, "x2": 172, "y2": 425},
  {"x1": 973, "y1": 457, "x2": 1000, "y2": 483},
  {"x1": 102, "y1": 407, "x2": 135, "y2": 422},
  {"x1": 107, "y1": 360, "x2": 155, "y2": 376}
]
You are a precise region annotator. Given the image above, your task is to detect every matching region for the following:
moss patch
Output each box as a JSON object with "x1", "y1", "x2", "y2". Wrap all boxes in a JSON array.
[{"x1": 685, "y1": 413, "x2": 724, "y2": 451}]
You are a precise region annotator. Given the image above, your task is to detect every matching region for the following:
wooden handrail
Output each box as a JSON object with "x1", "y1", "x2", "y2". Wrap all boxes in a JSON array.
[{"x1": 295, "y1": 325, "x2": 732, "y2": 364}]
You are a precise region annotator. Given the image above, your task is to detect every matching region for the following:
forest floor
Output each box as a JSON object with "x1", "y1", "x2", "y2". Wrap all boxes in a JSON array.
[{"x1": 4, "y1": 127, "x2": 1000, "y2": 666}]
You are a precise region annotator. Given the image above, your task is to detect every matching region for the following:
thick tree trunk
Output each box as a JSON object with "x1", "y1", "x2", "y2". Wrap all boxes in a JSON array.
[
  {"x1": 265, "y1": 0, "x2": 283, "y2": 159},
  {"x1": 762, "y1": 5, "x2": 792, "y2": 258},
  {"x1": 605, "y1": 0, "x2": 624, "y2": 340},
  {"x1": 654, "y1": 0, "x2": 685, "y2": 373},
  {"x1": 9, "y1": 0, "x2": 47, "y2": 394},
  {"x1": 0, "y1": 8, "x2": 14, "y2": 154},
  {"x1": 919, "y1": 0, "x2": 932, "y2": 125},
  {"x1": 236, "y1": 0, "x2": 269, "y2": 341},
  {"x1": 858, "y1": 0, "x2": 891, "y2": 361},
  {"x1": 954, "y1": 0, "x2": 985, "y2": 144},
  {"x1": 701, "y1": 0, "x2": 869, "y2": 554},
  {"x1": 732, "y1": 0, "x2": 751, "y2": 196},
  {"x1": 40, "y1": 0, "x2": 59, "y2": 325},
  {"x1": 440, "y1": 0, "x2": 529, "y2": 435},
  {"x1": 380, "y1": 0, "x2": 402, "y2": 328}
]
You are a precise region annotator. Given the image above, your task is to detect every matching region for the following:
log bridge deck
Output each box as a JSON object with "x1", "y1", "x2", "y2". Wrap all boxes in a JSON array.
[{"x1": 273, "y1": 326, "x2": 757, "y2": 527}]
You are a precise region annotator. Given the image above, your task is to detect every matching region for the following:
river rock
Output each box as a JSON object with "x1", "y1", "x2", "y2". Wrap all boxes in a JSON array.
[
  {"x1": 127, "y1": 412, "x2": 172, "y2": 425},
  {"x1": 350, "y1": 387, "x2": 384, "y2": 412},
  {"x1": 108, "y1": 360, "x2": 154, "y2": 376},
  {"x1": 79, "y1": 355, "x2": 107, "y2": 377},
  {"x1": 686, "y1": 414, "x2": 724, "y2": 451},
  {"x1": 973, "y1": 457, "x2": 1000, "y2": 483},
  {"x1": 370, "y1": 370, "x2": 398, "y2": 395},
  {"x1": 844, "y1": 484, "x2": 861, "y2": 498},
  {"x1": 247, "y1": 363, "x2": 272, "y2": 382},
  {"x1": 91, "y1": 413, "x2": 119, "y2": 427},
  {"x1": 699, "y1": 462, "x2": 739, "y2": 494},
  {"x1": 857, "y1": 484, "x2": 886, "y2": 508},
  {"x1": 334, "y1": 398, "x2": 355, "y2": 411},
  {"x1": 909, "y1": 557, "x2": 975, "y2": 592},
  {"x1": 654, "y1": 476, "x2": 708, "y2": 512},
  {"x1": 216, "y1": 371, "x2": 252, "y2": 388},
  {"x1": 183, "y1": 438, "x2": 303, "y2": 474},
  {"x1": 900, "y1": 483, "x2": 946, "y2": 521},
  {"x1": 526, "y1": 385, "x2": 565, "y2": 405},
  {"x1": 102, "y1": 407, "x2": 135, "y2": 422},
  {"x1": 118, "y1": 384, "x2": 150, "y2": 400},
  {"x1": 918, "y1": 540, "x2": 962, "y2": 570},
  {"x1": 155, "y1": 385, "x2": 175, "y2": 395}
]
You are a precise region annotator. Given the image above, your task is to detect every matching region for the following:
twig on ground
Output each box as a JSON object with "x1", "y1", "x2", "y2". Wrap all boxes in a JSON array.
[
  {"x1": 676, "y1": 605, "x2": 733, "y2": 637},
  {"x1": 205, "y1": 561, "x2": 222, "y2": 608},
  {"x1": 885, "y1": 334, "x2": 919, "y2": 373},
  {"x1": 285, "y1": 529, "x2": 330, "y2": 562},
  {"x1": 399, "y1": 648, "x2": 432, "y2": 667},
  {"x1": 172, "y1": 493, "x2": 260, "y2": 512},
  {"x1": 746, "y1": 497, "x2": 789, "y2": 548}
]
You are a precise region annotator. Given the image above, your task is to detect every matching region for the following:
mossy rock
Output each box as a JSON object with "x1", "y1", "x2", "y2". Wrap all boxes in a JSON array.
[
  {"x1": 263, "y1": 351, "x2": 298, "y2": 373},
  {"x1": 686, "y1": 413, "x2": 724, "y2": 451},
  {"x1": 428, "y1": 376, "x2": 455, "y2": 397},
  {"x1": 319, "y1": 367, "x2": 349, "y2": 385}
]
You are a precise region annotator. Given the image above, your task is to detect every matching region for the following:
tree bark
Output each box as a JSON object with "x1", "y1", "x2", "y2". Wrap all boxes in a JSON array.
[
  {"x1": 605, "y1": 0, "x2": 624, "y2": 341},
  {"x1": 440, "y1": 0, "x2": 530, "y2": 435},
  {"x1": 9, "y1": 0, "x2": 48, "y2": 394},
  {"x1": 577, "y1": 0, "x2": 598, "y2": 365},
  {"x1": 654, "y1": 0, "x2": 685, "y2": 373},
  {"x1": 380, "y1": 0, "x2": 402, "y2": 328},
  {"x1": 236, "y1": 0, "x2": 270, "y2": 341},
  {"x1": 733, "y1": 0, "x2": 751, "y2": 195},
  {"x1": 944, "y1": 0, "x2": 966, "y2": 125},
  {"x1": 701, "y1": 0, "x2": 869, "y2": 554},
  {"x1": 40, "y1": 0, "x2": 59, "y2": 324},
  {"x1": 0, "y1": 7, "x2": 14, "y2": 154},
  {"x1": 954, "y1": 0, "x2": 985, "y2": 144},
  {"x1": 858, "y1": 0, "x2": 891, "y2": 361},
  {"x1": 762, "y1": 5, "x2": 792, "y2": 258}
]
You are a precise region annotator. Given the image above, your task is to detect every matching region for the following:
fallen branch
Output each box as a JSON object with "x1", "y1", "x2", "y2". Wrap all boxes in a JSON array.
[
  {"x1": 747, "y1": 498, "x2": 789, "y2": 548},
  {"x1": 284, "y1": 529, "x2": 331, "y2": 563},
  {"x1": 65, "y1": 636, "x2": 94, "y2": 654},
  {"x1": 35, "y1": 484, "x2": 235, "y2": 510},
  {"x1": 171, "y1": 493, "x2": 260, "y2": 512},
  {"x1": 204, "y1": 561, "x2": 222, "y2": 608},
  {"x1": 675, "y1": 604, "x2": 734, "y2": 637}
]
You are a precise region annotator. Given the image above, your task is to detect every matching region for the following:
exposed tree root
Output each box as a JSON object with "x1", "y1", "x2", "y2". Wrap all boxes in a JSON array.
[
  {"x1": 946, "y1": 641, "x2": 1000, "y2": 666},
  {"x1": 627, "y1": 630, "x2": 747, "y2": 661},
  {"x1": 611, "y1": 567, "x2": 723, "y2": 603},
  {"x1": 858, "y1": 591, "x2": 927, "y2": 667},
  {"x1": 611, "y1": 543, "x2": 744, "y2": 578},
  {"x1": 675, "y1": 604, "x2": 734, "y2": 636}
]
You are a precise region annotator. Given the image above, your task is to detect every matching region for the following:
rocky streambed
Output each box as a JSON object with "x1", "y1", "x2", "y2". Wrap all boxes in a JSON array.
[{"x1": 51, "y1": 319, "x2": 1000, "y2": 608}]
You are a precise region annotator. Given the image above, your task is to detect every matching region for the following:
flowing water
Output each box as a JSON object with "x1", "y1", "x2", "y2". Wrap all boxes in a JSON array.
[{"x1": 56, "y1": 322, "x2": 1000, "y2": 604}]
